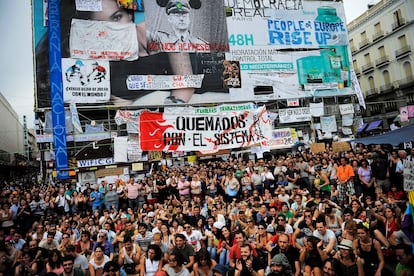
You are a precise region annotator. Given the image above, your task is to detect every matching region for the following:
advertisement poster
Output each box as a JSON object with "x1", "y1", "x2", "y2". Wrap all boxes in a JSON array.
[
  {"x1": 33, "y1": 0, "x2": 355, "y2": 109},
  {"x1": 139, "y1": 105, "x2": 272, "y2": 152},
  {"x1": 225, "y1": 1, "x2": 353, "y2": 100},
  {"x1": 144, "y1": 0, "x2": 229, "y2": 53},
  {"x1": 62, "y1": 58, "x2": 110, "y2": 103}
]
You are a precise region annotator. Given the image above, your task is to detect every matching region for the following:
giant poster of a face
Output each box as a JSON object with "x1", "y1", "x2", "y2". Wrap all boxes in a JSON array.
[{"x1": 34, "y1": 0, "x2": 229, "y2": 108}]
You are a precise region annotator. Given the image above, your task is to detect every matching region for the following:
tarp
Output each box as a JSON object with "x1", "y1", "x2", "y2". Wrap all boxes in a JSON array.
[
  {"x1": 365, "y1": 120, "x2": 383, "y2": 132},
  {"x1": 352, "y1": 124, "x2": 414, "y2": 146}
]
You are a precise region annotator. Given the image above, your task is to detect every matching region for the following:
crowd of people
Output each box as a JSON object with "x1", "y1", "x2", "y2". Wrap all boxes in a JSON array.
[{"x1": 1, "y1": 145, "x2": 414, "y2": 276}]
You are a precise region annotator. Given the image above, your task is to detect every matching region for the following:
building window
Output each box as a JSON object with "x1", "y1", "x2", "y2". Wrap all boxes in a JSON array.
[
  {"x1": 393, "y1": 9, "x2": 403, "y2": 26},
  {"x1": 364, "y1": 53, "x2": 371, "y2": 64},
  {"x1": 403, "y1": 61, "x2": 412, "y2": 79},
  {"x1": 361, "y1": 31, "x2": 367, "y2": 41},
  {"x1": 374, "y1": 22, "x2": 381, "y2": 33},
  {"x1": 378, "y1": 46, "x2": 385, "y2": 57},
  {"x1": 398, "y1": 35, "x2": 407, "y2": 48},
  {"x1": 383, "y1": 70, "x2": 391, "y2": 85}
]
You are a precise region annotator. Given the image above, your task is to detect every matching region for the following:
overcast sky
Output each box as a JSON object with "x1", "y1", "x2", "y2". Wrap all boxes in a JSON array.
[{"x1": 0, "y1": 0, "x2": 375, "y2": 128}]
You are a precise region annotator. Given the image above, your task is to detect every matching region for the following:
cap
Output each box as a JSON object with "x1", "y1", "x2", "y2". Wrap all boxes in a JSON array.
[
  {"x1": 147, "y1": 211, "x2": 155, "y2": 218},
  {"x1": 213, "y1": 221, "x2": 225, "y2": 230},
  {"x1": 337, "y1": 239, "x2": 353, "y2": 250},
  {"x1": 120, "y1": 214, "x2": 127, "y2": 219},
  {"x1": 213, "y1": 264, "x2": 228, "y2": 274},
  {"x1": 271, "y1": 253, "x2": 290, "y2": 266},
  {"x1": 266, "y1": 224, "x2": 275, "y2": 233},
  {"x1": 166, "y1": 0, "x2": 190, "y2": 14}
]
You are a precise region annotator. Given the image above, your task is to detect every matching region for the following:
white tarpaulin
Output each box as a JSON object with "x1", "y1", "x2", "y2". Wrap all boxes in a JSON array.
[{"x1": 70, "y1": 19, "x2": 139, "y2": 61}]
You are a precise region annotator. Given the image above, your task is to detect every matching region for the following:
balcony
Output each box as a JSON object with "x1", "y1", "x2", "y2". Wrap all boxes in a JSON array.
[
  {"x1": 372, "y1": 30, "x2": 384, "y2": 42},
  {"x1": 359, "y1": 39, "x2": 370, "y2": 49},
  {"x1": 379, "y1": 83, "x2": 393, "y2": 92},
  {"x1": 395, "y1": 45, "x2": 411, "y2": 59},
  {"x1": 392, "y1": 18, "x2": 406, "y2": 31},
  {"x1": 375, "y1": 55, "x2": 390, "y2": 68},
  {"x1": 361, "y1": 62, "x2": 374, "y2": 73},
  {"x1": 366, "y1": 88, "x2": 378, "y2": 95},
  {"x1": 398, "y1": 75, "x2": 414, "y2": 87}
]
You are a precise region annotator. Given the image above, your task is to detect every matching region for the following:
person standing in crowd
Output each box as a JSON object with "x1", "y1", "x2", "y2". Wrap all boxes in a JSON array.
[
  {"x1": 336, "y1": 157, "x2": 355, "y2": 205},
  {"x1": 371, "y1": 152, "x2": 391, "y2": 194},
  {"x1": 126, "y1": 178, "x2": 140, "y2": 211}
]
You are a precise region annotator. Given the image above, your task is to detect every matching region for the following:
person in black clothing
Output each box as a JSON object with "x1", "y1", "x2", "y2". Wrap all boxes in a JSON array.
[
  {"x1": 270, "y1": 233, "x2": 300, "y2": 275},
  {"x1": 234, "y1": 242, "x2": 266, "y2": 276},
  {"x1": 371, "y1": 153, "x2": 390, "y2": 194}
]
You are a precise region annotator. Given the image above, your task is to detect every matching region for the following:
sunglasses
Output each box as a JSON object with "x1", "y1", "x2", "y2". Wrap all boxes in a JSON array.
[
  {"x1": 258, "y1": 227, "x2": 265, "y2": 230},
  {"x1": 168, "y1": 259, "x2": 177, "y2": 262},
  {"x1": 98, "y1": 235, "x2": 105, "y2": 238}
]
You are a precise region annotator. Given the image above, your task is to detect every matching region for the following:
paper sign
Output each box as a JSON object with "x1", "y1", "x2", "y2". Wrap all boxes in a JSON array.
[
  {"x1": 75, "y1": 0, "x2": 102, "y2": 11},
  {"x1": 127, "y1": 75, "x2": 204, "y2": 90}
]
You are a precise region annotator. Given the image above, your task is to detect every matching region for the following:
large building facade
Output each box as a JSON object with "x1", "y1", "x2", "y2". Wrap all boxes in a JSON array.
[{"x1": 347, "y1": 0, "x2": 414, "y2": 130}]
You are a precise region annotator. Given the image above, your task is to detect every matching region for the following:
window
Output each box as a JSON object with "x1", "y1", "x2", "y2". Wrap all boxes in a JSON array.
[
  {"x1": 378, "y1": 46, "x2": 385, "y2": 58},
  {"x1": 383, "y1": 70, "x2": 391, "y2": 85},
  {"x1": 398, "y1": 35, "x2": 407, "y2": 48},
  {"x1": 364, "y1": 53, "x2": 371, "y2": 64},
  {"x1": 374, "y1": 22, "x2": 381, "y2": 33},
  {"x1": 361, "y1": 31, "x2": 367, "y2": 41},
  {"x1": 368, "y1": 76, "x2": 375, "y2": 90},
  {"x1": 393, "y1": 9, "x2": 403, "y2": 25},
  {"x1": 403, "y1": 61, "x2": 412, "y2": 79}
]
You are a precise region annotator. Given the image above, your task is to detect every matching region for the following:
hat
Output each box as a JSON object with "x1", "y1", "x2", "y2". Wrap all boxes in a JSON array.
[
  {"x1": 166, "y1": 0, "x2": 190, "y2": 14},
  {"x1": 213, "y1": 264, "x2": 228, "y2": 274},
  {"x1": 371, "y1": 152, "x2": 380, "y2": 159},
  {"x1": 213, "y1": 221, "x2": 225, "y2": 230},
  {"x1": 120, "y1": 214, "x2": 127, "y2": 219},
  {"x1": 147, "y1": 211, "x2": 155, "y2": 218},
  {"x1": 337, "y1": 239, "x2": 353, "y2": 250},
  {"x1": 271, "y1": 253, "x2": 290, "y2": 267}
]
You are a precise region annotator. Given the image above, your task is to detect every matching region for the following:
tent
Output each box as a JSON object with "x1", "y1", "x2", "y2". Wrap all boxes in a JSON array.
[{"x1": 351, "y1": 124, "x2": 414, "y2": 146}]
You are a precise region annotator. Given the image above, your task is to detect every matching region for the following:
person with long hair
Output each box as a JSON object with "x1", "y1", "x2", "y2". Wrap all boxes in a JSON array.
[
  {"x1": 191, "y1": 248, "x2": 217, "y2": 276},
  {"x1": 299, "y1": 236, "x2": 326, "y2": 276},
  {"x1": 89, "y1": 245, "x2": 110, "y2": 276},
  {"x1": 46, "y1": 249, "x2": 64, "y2": 274},
  {"x1": 322, "y1": 258, "x2": 342, "y2": 276},
  {"x1": 217, "y1": 226, "x2": 233, "y2": 266},
  {"x1": 353, "y1": 223, "x2": 383, "y2": 276},
  {"x1": 334, "y1": 239, "x2": 364, "y2": 276},
  {"x1": 138, "y1": 244, "x2": 162, "y2": 276}
]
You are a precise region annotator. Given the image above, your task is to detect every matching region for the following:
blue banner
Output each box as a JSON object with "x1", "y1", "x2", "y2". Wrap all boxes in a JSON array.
[{"x1": 48, "y1": 0, "x2": 69, "y2": 179}]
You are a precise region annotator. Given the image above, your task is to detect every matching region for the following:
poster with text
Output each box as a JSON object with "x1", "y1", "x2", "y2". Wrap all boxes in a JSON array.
[
  {"x1": 139, "y1": 104, "x2": 272, "y2": 152},
  {"x1": 62, "y1": 58, "x2": 110, "y2": 103}
]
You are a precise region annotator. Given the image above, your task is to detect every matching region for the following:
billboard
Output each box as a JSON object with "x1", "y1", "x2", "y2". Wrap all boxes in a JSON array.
[{"x1": 33, "y1": 0, "x2": 354, "y2": 109}]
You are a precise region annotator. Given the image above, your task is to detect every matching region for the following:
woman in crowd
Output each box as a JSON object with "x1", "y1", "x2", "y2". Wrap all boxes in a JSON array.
[
  {"x1": 334, "y1": 239, "x2": 364, "y2": 276},
  {"x1": 14, "y1": 251, "x2": 38, "y2": 276},
  {"x1": 46, "y1": 249, "x2": 64, "y2": 274},
  {"x1": 76, "y1": 230, "x2": 94, "y2": 258},
  {"x1": 300, "y1": 236, "x2": 325, "y2": 276},
  {"x1": 358, "y1": 160, "x2": 375, "y2": 199},
  {"x1": 89, "y1": 245, "x2": 110, "y2": 276},
  {"x1": 353, "y1": 223, "x2": 384, "y2": 276},
  {"x1": 139, "y1": 244, "x2": 163, "y2": 276},
  {"x1": 217, "y1": 226, "x2": 233, "y2": 266},
  {"x1": 191, "y1": 248, "x2": 217, "y2": 276}
]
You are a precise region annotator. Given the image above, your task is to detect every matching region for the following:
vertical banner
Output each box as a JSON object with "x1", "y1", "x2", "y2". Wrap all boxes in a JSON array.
[{"x1": 49, "y1": 0, "x2": 69, "y2": 179}]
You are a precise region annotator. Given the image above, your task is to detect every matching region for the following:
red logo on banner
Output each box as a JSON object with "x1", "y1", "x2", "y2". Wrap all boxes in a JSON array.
[{"x1": 139, "y1": 111, "x2": 176, "y2": 151}]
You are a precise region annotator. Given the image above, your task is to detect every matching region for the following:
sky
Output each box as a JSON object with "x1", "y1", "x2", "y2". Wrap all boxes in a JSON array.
[{"x1": 0, "y1": 0, "x2": 375, "y2": 129}]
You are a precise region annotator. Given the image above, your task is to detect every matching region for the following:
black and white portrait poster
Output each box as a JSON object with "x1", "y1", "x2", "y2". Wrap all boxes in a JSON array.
[{"x1": 144, "y1": 0, "x2": 229, "y2": 53}]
